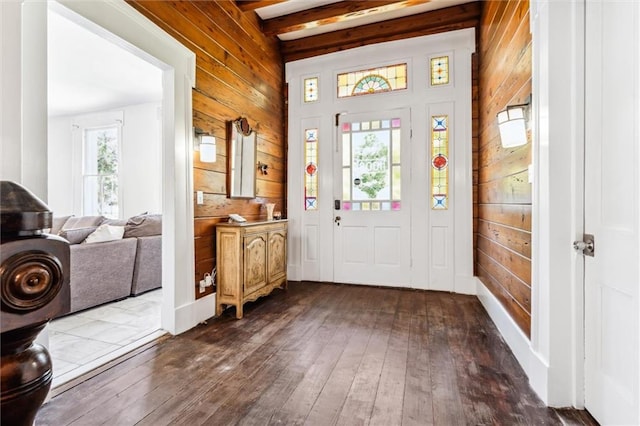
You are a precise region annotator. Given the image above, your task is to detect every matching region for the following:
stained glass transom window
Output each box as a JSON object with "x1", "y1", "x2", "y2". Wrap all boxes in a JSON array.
[
  {"x1": 337, "y1": 64, "x2": 407, "y2": 98},
  {"x1": 431, "y1": 115, "x2": 449, "y2": 209},
  {"x1": 430, "y1": 56, "x2": 450, "y2": 86},
  {"x1": 340, "y1": 118, "x2": 401, "y2": 212},
  {"x1": 305, "y1": 128, "x2": 318, "y2": 210},
  {"x1": 304, "y1": 77, "x2": 319, "y2": 103}
]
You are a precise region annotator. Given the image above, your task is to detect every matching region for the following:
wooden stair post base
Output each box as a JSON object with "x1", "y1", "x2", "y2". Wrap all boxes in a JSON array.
[{"x1": 1, "y1": 322, "x2": 52, "y2": 426}]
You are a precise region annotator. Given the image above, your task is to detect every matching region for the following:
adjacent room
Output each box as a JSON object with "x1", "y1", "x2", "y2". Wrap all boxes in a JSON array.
[{"x1": 45, "y1": 2, "x2": 165, "y2": 387}]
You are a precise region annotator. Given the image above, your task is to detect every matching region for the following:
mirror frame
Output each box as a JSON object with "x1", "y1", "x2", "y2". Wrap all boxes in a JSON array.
[{"x1": 226, "y1": 117, "x2": 257, "y2": 199}]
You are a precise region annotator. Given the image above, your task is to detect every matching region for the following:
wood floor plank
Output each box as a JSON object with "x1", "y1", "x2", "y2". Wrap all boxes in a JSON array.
[
  {"x1": 334, "y1": 311, "x2": 394, "y2": 426},
  {"x1": 133, "y1": 284, "x2": 331, "y2": 426},
  {"x1": 426, "y1": 293, "x2": 467, "y2": 425},
  {"x1": 37, "y1": 282, "x2": 595, "y2": 426},
  {"x1": 295, "y1": 295, "x2": 379, "y2": 424},
  {"x1": 369, "y1": 310, "x2": 411, "y2": 426},
  {"x1": 195, "y1": 289, "x2": 342, "y2": 425},
  {"x1": 238, "y1": 287, "x2": 349, "y2": 425},
  {"x1": 401, "y1": 312, "x2": 434, "y2": 426}
]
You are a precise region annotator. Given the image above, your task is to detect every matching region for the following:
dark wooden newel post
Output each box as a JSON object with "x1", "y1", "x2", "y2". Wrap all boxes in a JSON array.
[{"x1": 0, "y1": 181, "x2": 71, "y2": 425}]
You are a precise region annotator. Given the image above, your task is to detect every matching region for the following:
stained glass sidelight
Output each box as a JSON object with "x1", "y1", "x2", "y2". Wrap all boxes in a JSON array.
[
  {"x1": 340, "y1": 118, "x2": 401, "y2": 211},
  {"x1": 337, "y1": 64, "x2": 407, "y2": 98},
  {"x1": 431, "y1": 115, "x2": 449, "y2": 209},
  {"x1": 305, "y1": 128, "x2": 318, "y2": 210},
  {"x1": 430, "y1": 56, "x2": 450, "y2": 86},
  {"x1": 304, "y1": 77, "x2": 319, "y2": 102}
]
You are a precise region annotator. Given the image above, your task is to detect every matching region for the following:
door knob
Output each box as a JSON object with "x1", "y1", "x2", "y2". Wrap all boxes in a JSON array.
[
  {"x1": 573, "y1": 234, "x2": 595, "y2": 257},
  {"x1": 334, "y1": 216, "x2": 341, "y2": 226}
]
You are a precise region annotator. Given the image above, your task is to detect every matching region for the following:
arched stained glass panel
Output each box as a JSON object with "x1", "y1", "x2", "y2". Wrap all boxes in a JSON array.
[
  {"x1": 337, "y1": 63, "x2": 407, "y2": 98},
  {"x1": 352, "y1": 75, "x2": 391, "y2": 95}
]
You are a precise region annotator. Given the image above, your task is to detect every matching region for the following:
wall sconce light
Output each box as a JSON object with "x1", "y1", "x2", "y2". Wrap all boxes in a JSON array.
[
  {"x1": 194, "y1": 127, "x2": 216, "y2": 163},
  {"x1": 497, "y1": 99, "x2": 530, "y2": 148},
  {"x1": 257, "y1": 161, "x2": 268, "y2": 175}
]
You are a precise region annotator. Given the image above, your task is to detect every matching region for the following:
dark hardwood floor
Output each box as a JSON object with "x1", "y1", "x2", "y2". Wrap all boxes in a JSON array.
[{"x1": 36, "y1": 282, "x2": 598, "y2": 425}]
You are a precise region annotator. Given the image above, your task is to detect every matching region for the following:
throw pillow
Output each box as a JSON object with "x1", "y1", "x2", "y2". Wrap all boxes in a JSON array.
[
  {"x1": 83, "y1": 224, "x2": 125, "y2": 244},
  {"x1": 62, "y1": 215, "x2": 105, "y2": 230},
  {"x1": 124, "y1": 214, "x2": 162, "y2": 238},
  {"x1": 58, "y1": 227, "x2": 97, "y2": 245}
]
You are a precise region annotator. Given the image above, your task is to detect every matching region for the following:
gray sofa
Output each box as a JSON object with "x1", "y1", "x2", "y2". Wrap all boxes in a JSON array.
[{"x1": 50, "y1": 213, "x2": 162, "y2": 315}]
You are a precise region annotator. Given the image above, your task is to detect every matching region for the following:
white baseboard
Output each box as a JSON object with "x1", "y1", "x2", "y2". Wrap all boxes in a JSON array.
[
  {"x1": 174, "y1": 292, "x2": 216, "y2": 335},
  {"x1": 475, "y1": 277, "x2": 550, "y2": 403}
]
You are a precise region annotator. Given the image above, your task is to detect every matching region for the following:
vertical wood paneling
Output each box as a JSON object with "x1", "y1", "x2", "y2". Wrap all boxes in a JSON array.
[
  {"x1": 127, "y1": 0, "x2": 285, "y2": 299},
  {"x1": 477, "y1": 0, "x2": 532, "y2": 336}
]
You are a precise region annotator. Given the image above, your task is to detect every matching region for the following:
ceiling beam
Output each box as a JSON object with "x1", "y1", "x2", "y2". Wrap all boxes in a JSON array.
[
  {"x1": 262, "y1": 0, "x2": 428, "y2": 36},
  {"x1": 236, "y1": 0, "x2": 288, "y2": 12},
  {"x1": 281, "y1": 2, "x2": 481, "y2": 62}
]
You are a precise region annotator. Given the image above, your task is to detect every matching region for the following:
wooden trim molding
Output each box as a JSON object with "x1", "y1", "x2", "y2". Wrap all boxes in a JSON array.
[
  {"x1": 281, "y1": 2, "x2": 481, "y2": 62},
  {"x1": 262, "y1": 1, "x2": 425, "y2": 36}
]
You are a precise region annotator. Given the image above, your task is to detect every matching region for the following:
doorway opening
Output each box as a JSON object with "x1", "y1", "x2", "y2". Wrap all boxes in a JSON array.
[{"x1": 46, "y1": 1, "x2": 165, "y2": 388}]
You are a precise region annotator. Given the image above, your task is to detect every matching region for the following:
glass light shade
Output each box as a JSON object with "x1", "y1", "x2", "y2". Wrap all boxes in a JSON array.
[
  {"x1": 497, "y1": 106, "x2": 528, "y2": 148},
  {"x1": 200, "y1": 136, "x2": 216, "y2": 162}
]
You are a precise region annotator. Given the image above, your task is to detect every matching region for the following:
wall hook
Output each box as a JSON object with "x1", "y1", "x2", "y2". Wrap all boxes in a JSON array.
[{"x1": 258, "y1": 162, "x2": 268, "y2": 175}]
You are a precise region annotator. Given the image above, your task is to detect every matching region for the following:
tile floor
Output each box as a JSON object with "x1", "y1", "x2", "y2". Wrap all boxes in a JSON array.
[{"x1": 48, "y1": 289, "x2": 164, "y2": 387}]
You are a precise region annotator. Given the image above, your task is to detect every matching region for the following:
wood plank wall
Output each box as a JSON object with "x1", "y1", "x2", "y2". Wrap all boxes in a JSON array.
[
  {"x1": 477, "y1": 1, "x2": 532, "y2": 336},
  {"x1": 127, "y1": 1, "x2": 285, "y2": 299}
]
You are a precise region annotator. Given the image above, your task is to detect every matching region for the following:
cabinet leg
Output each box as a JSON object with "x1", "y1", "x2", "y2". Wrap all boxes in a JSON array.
[
  {"x1": 236, "y1": 304, "x2": 243, "y2": 319},
  {"x1": 216, "y1": 303, "x2": 223, "y2": 317}
]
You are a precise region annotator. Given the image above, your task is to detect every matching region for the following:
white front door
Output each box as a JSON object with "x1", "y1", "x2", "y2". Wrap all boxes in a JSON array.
[
  {"x1": 333, "y1": 109, "x2": 411, "y2": 286},
  {"x1": 584, "y1": 1, "x2": 640, "y2": 423}
]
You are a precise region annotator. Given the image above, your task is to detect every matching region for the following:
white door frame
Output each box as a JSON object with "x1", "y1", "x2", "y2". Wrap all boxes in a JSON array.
[
  {"x1": 485, "y1": 0, "x2": 640, "y2": 413},
  {"x1": 286, "y1": 30, "x2": 475, "y2": 294}
]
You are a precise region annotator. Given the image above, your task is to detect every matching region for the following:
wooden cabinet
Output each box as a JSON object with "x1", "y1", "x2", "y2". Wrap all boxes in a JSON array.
[{"x1": 216, "y1": 220, "x2": 287, "y2": 318}]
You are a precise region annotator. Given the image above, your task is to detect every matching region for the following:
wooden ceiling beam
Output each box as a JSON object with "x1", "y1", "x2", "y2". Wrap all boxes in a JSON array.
[
  {"x1": 262, "y1": 0, "x2": 427, "y2": 36},
  {"x1": 281, "y1": 2, "x2": 481, "y2": 62},
  {"x1": 236, "y1": 0, "x2": 288, "y2": 12}
]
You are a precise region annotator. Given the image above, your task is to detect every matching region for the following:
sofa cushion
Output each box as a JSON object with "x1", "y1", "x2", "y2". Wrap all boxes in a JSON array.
[
  {"x1": 62, "y1": 215, "x2": 105, "y2": 230},
  {"x1": 68, "y1": 238, "x2": 137, "y2": 313},
  {"x1": 124, "y1": 214, "x2": 162, "y2": 238},
  {"x1": 103, "y1": 218, "x2": 128, "y2": 227},
  {"x1": 51, "y1": 215, "x2": 73, "y2": 235},
  {"x1": 59, "y1": 227, "x2": 97, "y2": 245},
  {"x1": 84, "y1": 224, "x2": 125, "y2": 244},
  {"x1": 131, "y1": 235, "x2": 162, "y2": 295}
]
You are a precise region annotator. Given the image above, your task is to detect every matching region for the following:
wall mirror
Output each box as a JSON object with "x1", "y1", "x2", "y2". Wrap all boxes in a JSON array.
[{"x1": 227, "y1": 117, "x2": 257, "y2": 198}]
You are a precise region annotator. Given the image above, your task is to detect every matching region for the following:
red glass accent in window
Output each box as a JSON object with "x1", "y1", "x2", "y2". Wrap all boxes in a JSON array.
[
  {"x1": 432, "y1": 154, "x2": 448, "y2": 170},
  {"x1": 306, "y1": 163, "x2": 317, "y2": 176}
]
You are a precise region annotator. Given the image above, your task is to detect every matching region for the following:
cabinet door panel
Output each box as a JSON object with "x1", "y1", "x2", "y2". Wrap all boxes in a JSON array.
[
  {"x1": 268, "y1": 230, "x2": 287, "y2": 281},
  {"x1": 218, "y1": 231, "x2": 240, "y2": 299},
  {"x1": 244, "y1": 233, "x2": 267, "y2": 294}
]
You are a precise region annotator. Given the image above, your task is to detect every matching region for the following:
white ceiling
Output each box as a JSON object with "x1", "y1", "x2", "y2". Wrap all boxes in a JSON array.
[
  {"x1": 47, "y1": 7, "x2": 163, "y2": 118},
  {"x1": 254, "y1": 0, "x2": 474, "y2": 41}
]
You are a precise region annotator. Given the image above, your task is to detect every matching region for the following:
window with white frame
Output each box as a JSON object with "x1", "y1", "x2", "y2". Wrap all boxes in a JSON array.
[{"x1": 82, "y1": 125, "x2": 120, "y2": 218}]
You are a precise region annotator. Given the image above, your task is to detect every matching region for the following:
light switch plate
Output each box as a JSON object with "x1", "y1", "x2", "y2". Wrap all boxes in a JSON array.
[{"x1": 196, "y1": 190, "x2": 204, "y2": 204}]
